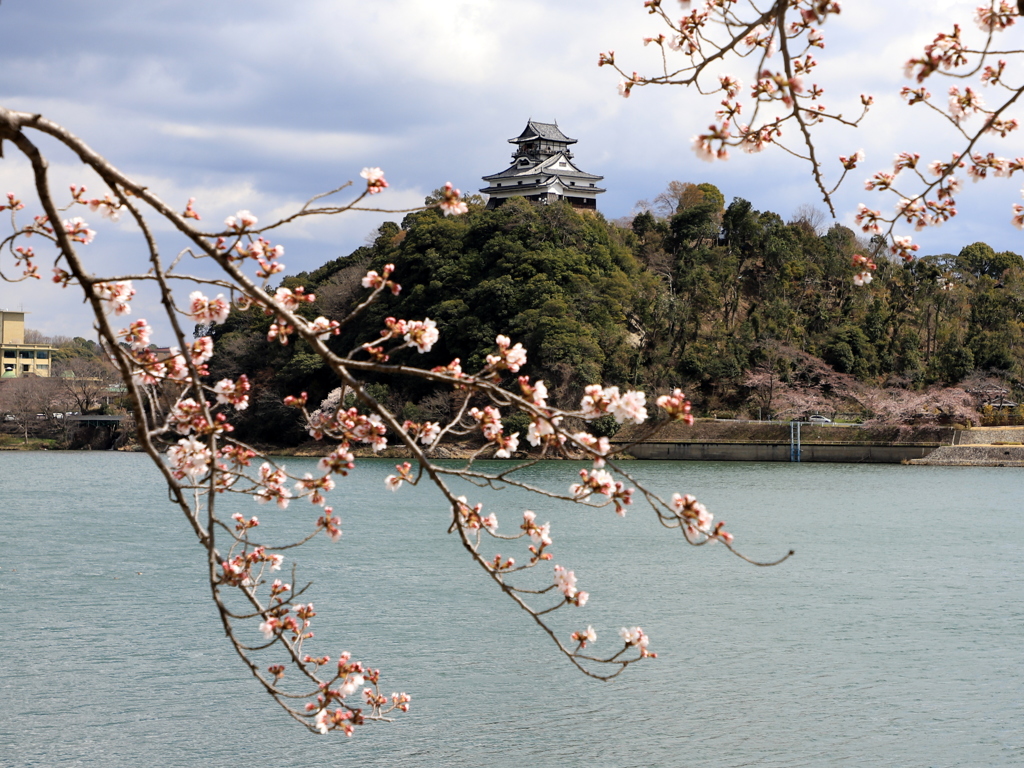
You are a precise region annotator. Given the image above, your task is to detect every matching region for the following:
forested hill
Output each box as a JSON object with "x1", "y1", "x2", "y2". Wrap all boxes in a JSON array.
[{"x1": 205, "y1": 187, "x2": 1024, "y2": 445}]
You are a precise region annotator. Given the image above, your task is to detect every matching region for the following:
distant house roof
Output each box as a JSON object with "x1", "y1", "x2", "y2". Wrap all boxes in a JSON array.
[{"x1": 509, "y1": 120, "x2": 576, "y2": 145}]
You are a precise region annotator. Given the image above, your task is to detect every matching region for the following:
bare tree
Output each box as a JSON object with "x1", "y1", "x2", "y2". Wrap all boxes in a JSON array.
[
  {"x1": 0, "y1": 376, "x2": 59, "y2": 443},
  {"x1": 54, "y1": 356, "x2": 119, "y2": 413}
]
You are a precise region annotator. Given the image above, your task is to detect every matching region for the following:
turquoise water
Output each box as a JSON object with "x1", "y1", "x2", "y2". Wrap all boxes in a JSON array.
[{"x1": 1, "y1": 452, "x2": 1022, "y2": 767}]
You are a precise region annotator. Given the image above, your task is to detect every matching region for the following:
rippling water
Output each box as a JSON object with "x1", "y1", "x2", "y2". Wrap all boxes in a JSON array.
[{"x1": 1, "y1": 452, "x2": 1022, "y2": 767}]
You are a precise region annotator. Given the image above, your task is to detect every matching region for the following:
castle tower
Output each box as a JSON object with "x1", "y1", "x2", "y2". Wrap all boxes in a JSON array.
[{"x1": 480, "y1": 120, "x2": 605, "y2": 211}]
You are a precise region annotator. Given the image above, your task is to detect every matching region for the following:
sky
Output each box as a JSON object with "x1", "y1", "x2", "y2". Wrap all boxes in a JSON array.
[{"x1": 1, "y1": 0, "x2": 1021, "y2": 337}]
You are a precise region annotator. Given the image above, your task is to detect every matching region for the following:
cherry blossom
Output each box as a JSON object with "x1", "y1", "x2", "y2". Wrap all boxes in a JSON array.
[
  {"x1": 225, "y1": 209, "x2": 258, "y2": 231},
  {"x1": 188, "y1": 291, "x2": 230, "y2": 324},
  {"x1": 94, "y1": 281, "x2": 135, "y2": 316},
  {"x1": 571, "y1": 626, "x2": 597, "y2": 648},
  {"x1": 359, "y1": 167, "x2": 388, "y2": 194},
  {"x1": 437, "y1": 182, "x2": 468, "y2": 216},
  {"x1": 62, "y1": 217, "x2": 95, "y2": 244},
  {"x1": 167, "y1": 437, "x2": 213, "y2": 480},
  {"x1": 119, "y1": 318, "x2": 152, "y2": 350},
  {"x1": 403, "y1": 319, "x2": 439, "y2": 353}
]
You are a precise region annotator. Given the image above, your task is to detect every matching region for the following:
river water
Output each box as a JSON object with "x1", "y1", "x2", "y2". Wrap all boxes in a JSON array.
[{"x1": 1, "y1": 452, "x2": 1021, "y2": 767}]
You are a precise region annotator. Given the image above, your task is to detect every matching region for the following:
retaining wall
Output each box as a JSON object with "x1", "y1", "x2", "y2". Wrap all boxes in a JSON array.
[{"x1": 626, "y1": 441, "x2": 940, "y2": 463}]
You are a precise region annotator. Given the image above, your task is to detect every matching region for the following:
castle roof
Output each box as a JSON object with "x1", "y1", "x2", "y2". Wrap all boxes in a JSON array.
[
  {"x1": 509, "y1": 120, "x2": 576, "y2": 145},
  {"x1": 482, "y1": 151, "x2": 603, "y2": 184}
]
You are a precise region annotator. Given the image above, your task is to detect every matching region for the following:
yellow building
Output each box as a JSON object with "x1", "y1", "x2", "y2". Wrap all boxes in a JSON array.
[{"x1": 1, "y1": 310, "x2": 55, "y2": 377}]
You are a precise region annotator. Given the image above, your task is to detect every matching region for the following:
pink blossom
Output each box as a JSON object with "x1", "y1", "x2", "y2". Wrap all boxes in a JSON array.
[
  {"x1": 255, "y1": 462, "x2": 292, "y2": 508},
  {"x1": 295, "y1": 472, "x2": 336, "y2": 506},
  {"x1": 62, "y1": 217, "x2": 95, "y2": 244},
  {"x1": 494, "y1": 432, "x2": 520, "y2": 459},
  {"x1": 553, "y1": 564, "x2": 578, "y2": 598},
  {"x1": 656, "y1": 389, "x2": 694, "y2": 423},
  {"x1": 486, "y1": 334, "x2": 528, "y2": 372},
  {"x1": 360, "y1": 167, "x2": 388, "y2": 195},
  {"x1": 167, "y1": 437, "x2": 212, "y2": 479},
  {"x1": 419, "y1": 421, "x2": 441, "y2": 445},
  {"x1": 188, "y1": 291, "x2": 230, "y2": 324},
  {"x1": 259, "y1": 616, "x2": 280, "y2": 638},
  {"x1": 619, "y1": 626, "x2": 654, "y2": 656},
  {"x1": 190, "y1": 336, "x2": 214, "y2": 366},
  {"x1": 1013, "y1": 203, "x2": 1024, "y2": 230},
  {"x1": 94, "y1": 281, "x2": 135, "y2": 316},
  {"x1": 839, "y1": 149, "x2": 865, "y2": 170},
  {"x1": 213, "y1": 375, "x2": 251, "y2": 410},
  {"x1": 671, "y1": 492, "x2": 714, "y2": 534},
  {"x1": 225, "y1": 209, "x2": 258, "y2": 231},
  {"x1": 319, "y1": 447, "x2": 355, "y2": 475},
  {"x1": 317, "y1": 508, "x2": 343, "y2": 541},
  {"x1": 119, "y1": 318, "x2": 152, "y2": 350},
  {"x1": 404, "y1": 319, "x2": 439, "y2": 353},
  {"x1": 308, "y1": 316, "x2": 341, "y2": 338},
  {"x1": 522, "y1": 510, "x2": 553, "y2": 547},
  {"x1": 571, "y1": 625, "x2": 597, "y2": 647},
  {"x1": 612, "y1": 390, "x2": 647, "y2": 425},
  {"x1": 437, "y1": 182, "x2": 468, "y2": 216}
]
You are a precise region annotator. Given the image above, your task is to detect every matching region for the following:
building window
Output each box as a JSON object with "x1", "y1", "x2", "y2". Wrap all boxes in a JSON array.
[
  {"x1": 19, "y1": 351, "x2": 32, "y2": 359},
  {"x1": 36, "y1": 351, "x2": 48, "y2": 359},
  {"x1": 21, "y1": 365, "x2": 29, "y2": 372},
  {"x1": 3, "y1": 350, "x2": 14, "y2": 358}
]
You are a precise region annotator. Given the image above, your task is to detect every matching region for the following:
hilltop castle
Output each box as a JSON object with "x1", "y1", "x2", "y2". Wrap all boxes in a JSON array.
[{"x1": 479, "y1": 120, "x2": 605, "y2": 211}]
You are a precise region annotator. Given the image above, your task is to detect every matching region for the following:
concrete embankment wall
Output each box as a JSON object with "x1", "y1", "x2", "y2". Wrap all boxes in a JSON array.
[
  {"x1": 908, "y1": 426, "x2": 1024, "y2": 465},
  {"x1": 614, "y1": 421, "x2": 957, "y2": 464},
  {"x1": 626, "y1": 441, "x2": 939, "y2": 463},
  {"x1": 910, "y1": 445, "x2": 1024, "y2": 466},
  {"x1": 955, "y1": 426, "x2": 1024, "y2": 445}
]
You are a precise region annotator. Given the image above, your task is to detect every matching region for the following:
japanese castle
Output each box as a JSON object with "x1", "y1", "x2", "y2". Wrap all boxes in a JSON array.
[{"x1": 480, "y1": 120, "x2": 605, "y2": 211}]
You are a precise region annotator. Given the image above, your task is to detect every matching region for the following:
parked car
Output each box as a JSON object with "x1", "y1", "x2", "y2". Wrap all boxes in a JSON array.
[{"x1": 808, "y1": 415, "x2": 832, "y2": 424}]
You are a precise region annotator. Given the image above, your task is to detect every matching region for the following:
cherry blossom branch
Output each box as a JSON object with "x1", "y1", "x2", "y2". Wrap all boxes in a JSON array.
[
  {"x1": 1, "y1": 104, "x2": 787, "y2": 733},
  {"x1": 605, "y1": 1, "x2": 1024, "y2": 279}
]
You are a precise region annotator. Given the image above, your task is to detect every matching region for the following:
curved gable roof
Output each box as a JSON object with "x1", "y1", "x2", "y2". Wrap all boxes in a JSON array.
[{"x1": 510, "y1": 120, "x2": 576, "y2": 145}]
